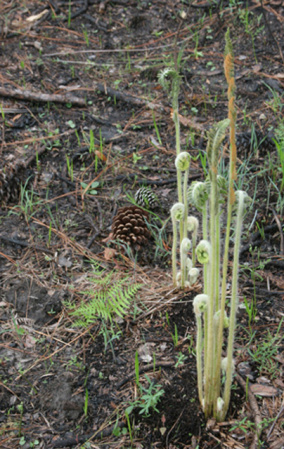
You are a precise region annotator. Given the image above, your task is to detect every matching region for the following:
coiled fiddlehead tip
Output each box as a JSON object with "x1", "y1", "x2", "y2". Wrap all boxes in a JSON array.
[
  {"x1": 175, "y1": 151, "x2": 191, "y2": 171},
  {"x1": 187, "y1": 216, "x2": 199, "y2": 233},
  {"x1": 193, "y1": 294, "x2": 209, "y2": 316},
  {"x1": 196, "y1": 239, "x2": 211, "y2": 264},
  {"x1": 181, "y1": 237, "x2": 191, "y2": 253},
  {"x1": 171, "y1": 202, "x2": 185, "y2": 222},
  {"x1": 188, "y1": 181, "x2": 209, "y2": 211}
]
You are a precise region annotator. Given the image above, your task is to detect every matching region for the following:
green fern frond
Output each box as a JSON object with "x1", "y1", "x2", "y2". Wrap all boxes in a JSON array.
[
  {"x1": 87, "y1": 259, "x2": 104, "y2": 275},
  {"x1": 68, "y1": 265, "x2": 143, "y2": 327}
]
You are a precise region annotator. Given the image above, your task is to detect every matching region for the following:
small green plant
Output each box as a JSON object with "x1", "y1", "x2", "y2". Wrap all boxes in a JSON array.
[
  {"x1": 124, "y1": 411, "x2": 134, "y2": 445},
  {"x1": 66, "y1": 154, "x2": 74, "y2": 181},
  {"x1": 112, "y1": 422, "x2": 128, "y2": 437},
  {"x1": 137, "y1": 376, "x2": 164, "y2": 416},
  {"x1": 242, "y1": 296, "x2": 257, "y2": 329},
  {"x1": 152, "y1": 111, "x2": 162, "y2": 145},
  {"x1": 171, "y1": 323, "x2": 179, "y2": 347},
  {"x1": 65, "y1": 356, "x2": 84, "y2": 371},
  {"x1": 35, "y1": 151, "x2": 41, "y2": 172},
  {"x1": 67, "y1": 119, "x2": 76, "y2": 129},
  {"x1": 99, "y1": 128, "x2": 104, "y2": 156},
  {"x1": 11, "y1": 315, "x2": 26, "y2": 338},
  {"x1": 0, "y1": 104, "x2": 7, "y2": 125},
  {"x1": 165, "y1": 311, "x2": 170, "y2": 327},
  {"x1": 89, "y1": 129, "x2": 95, "y2": 153},
  {"x1": 265, "y1": 84, "x2": 284, "y2": 115},
  {"x1": 237, "y1": 7, "x2": 264, "y2": 62},
  {"x1": 80, "y1": 181, "x2": 100, "y2": 196},
  {"x1": 247, "y1": 319, "x2": 283, "y2": 379},
  {"x1": 197, "y1": 150, "x2": 208, "y2": 176},
  {"x1": 99, "y1": 323, "x2": 122, "y2": 356},
  {"x1": 17, "y1": 402, "x2": 24, "y2": 437},
  {"x1": 126, "y1": 374, "x2": 164, "y2": 417},
  {"x1": 10, "y1": 178, "x2": 43, "y2": 222},
  {"x1": 29, "y1": 440, "x2": 40, "y2": 448},
  {"x1": 82, "y1": 25, "x2": 89, "y2": 47},
  {"x1": 48, "y1": 221, "x2": 52, "y2": 247},
  {"x1": 135, "y1": 351, "x2": 140, "y2": 390},
  {"x1": 192, "y1": 31, "x2": 203, "y2": 60},
  {"x1": 132, "y1": 152, "x2": 142, "y2": 165},
  {"x1": 68, "y1": 0, "x2": 72, "y2": 27},
  {"x1": 75, "y1": 129, "x2": 81, "y2": 146},
  {"x1": 230, "y1": 416, "x2": 275, "y2": 445},
  {"x1": 84, "y1": 388, "x2": 89, "y2": 417},
  {"x1": 187, "y1": 334, "x2": 195, "y2": 355},
  {"x1": 19, "y1": 436, "x2": 26, "y2": 446},
  {"x1": 273, "y1": 120, "x2": 284, "y2": 192},
  {"x1": 175, "y1": 352, "x2": 187, "y2": 367}
]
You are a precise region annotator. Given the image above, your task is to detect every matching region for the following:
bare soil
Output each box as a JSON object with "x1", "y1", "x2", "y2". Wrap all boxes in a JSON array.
[{"x1": 0, "y1": 1, "x2": 283, "y2": 448}]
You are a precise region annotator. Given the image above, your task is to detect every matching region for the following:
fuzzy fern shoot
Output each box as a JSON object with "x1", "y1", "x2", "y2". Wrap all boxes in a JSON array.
[{"x1": 159, "y1": 64, "x2": 193, "y2": 288}]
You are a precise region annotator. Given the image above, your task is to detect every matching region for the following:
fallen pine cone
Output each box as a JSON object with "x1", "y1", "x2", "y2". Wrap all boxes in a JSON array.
[
  {"x1": 0, "y1": 160, "x2": 25, "y2": 206},
  {"x1": 111, "y1": 205, "x2": 151, "y2": 250},
  {"x1": 135, "y1": 186, "x2": 158, "y2": 210}
]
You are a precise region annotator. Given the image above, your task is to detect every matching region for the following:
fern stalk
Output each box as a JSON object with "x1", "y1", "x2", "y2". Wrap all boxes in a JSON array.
[
  {"x1": 213, "y1": 29, "x2": 237, "y2": 416},
  {"x1": 222, "y1": 192, "x2": 245, "y2": 418}
]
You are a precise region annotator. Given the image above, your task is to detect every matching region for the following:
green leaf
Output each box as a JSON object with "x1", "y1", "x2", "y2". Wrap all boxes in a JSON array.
[
  {"x1": 67, "y1": 120, "x2": 76, "y2": 129},
  {"x1": 125, "y1": 405, "x2": 134, "y2": 415}
]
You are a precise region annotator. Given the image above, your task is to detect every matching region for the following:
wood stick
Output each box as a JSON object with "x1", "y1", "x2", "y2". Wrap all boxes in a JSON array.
[{"x1": 0, "y1": 86, "x2": 85, "y2": 106}]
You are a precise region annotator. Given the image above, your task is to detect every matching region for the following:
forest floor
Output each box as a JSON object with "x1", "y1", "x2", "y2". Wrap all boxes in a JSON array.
[{"x1": 0, "y1": 1, "x2": 283, "y2": 448}]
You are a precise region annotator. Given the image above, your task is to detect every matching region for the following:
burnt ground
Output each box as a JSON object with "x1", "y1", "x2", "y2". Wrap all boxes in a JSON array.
[{"x1": 0, "y1": 1, "x2": 284, "y2": 448}]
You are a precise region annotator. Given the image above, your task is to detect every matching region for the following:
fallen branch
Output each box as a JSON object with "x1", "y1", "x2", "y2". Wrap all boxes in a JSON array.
[
  {"x1": 95, "y1": 82, "x2": 151, "y2": 107},
  {"x1": 107, "y1": 173, "x2": 201, "y2": 186},
  {"x1": 0, "y1": 145, "x2": 49, "y2": 206},
  {"x1": 0, "y1": 235, "x2": 54, "y2": 255},
  {"x1": 0, "y1": 86, "x2": 85, "y2": 106},
  {"x1": 189, "y1": 0, "x2": 221, "y2": 9},
  {"x1": 70, "y1": 0, "x2": 89, "y2": 20}
]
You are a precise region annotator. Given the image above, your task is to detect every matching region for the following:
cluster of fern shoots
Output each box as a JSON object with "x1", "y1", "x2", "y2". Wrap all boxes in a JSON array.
[{"x1": 160, "y1": 29, "x2": 251, "y2": 421}]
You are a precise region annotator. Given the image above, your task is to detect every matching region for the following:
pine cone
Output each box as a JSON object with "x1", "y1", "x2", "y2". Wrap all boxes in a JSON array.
[
  {"x1": 135, "y1": 187, "x2": 157, "y2": 209},
  {"x1": 0, "y1": 161, "x2": 25, "y2": 206},
  {"x1": 111, "y1": 206, "x2": 151, "y2": 249}
]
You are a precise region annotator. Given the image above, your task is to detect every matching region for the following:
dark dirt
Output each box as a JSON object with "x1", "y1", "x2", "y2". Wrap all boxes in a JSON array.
[{"x1": 0, "y1": 1, "x2": 284, "y2": 448}]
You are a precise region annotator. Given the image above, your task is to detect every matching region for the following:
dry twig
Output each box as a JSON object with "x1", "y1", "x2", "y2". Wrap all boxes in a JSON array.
[{"x1": 0, "y1": 86, "x2": 85, "y2": 106}]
